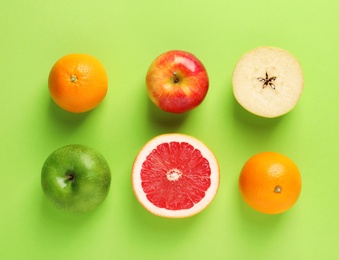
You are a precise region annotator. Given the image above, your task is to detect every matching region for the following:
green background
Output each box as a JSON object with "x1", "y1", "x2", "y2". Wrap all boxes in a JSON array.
[{"x1": 1, "y1": 0, "x2": 338, "y2": 259}]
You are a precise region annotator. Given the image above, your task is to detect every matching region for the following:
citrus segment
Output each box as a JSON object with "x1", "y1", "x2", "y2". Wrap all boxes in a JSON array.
[
  {"x1": 132, "y1": 134, "x2": 219, "y2": 218},
  {"x1": 239, "y1": 152, "x2": 302, "y2": 214}
]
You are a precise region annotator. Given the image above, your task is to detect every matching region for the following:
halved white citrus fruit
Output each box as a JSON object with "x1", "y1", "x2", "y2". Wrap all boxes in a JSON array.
[
  {"x1": 132, "y1": 133, "x2": 219, "y2": 218},
  {"x1": 232, "y1": 46, "x2": 304, "y2": 118}
]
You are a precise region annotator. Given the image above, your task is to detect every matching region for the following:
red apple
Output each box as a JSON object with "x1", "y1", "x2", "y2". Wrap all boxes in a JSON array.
[{"x1": 146, "y1": 50, "x2": 209, "y2": 113}]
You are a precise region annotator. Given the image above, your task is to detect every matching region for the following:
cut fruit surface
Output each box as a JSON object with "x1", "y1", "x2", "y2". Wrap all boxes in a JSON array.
[
  {"x1": 232, "y1": 46, "x2": 304, "y2": 118},
  {"x1": 132, "y1": 134, "x2": 219, "y2": 218}
]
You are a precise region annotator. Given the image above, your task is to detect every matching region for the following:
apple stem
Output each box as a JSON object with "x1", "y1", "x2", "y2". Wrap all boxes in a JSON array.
[
  {"x1": 66, "y1": 173, "x2": 75, "y2": 182},
  {"x1": 173, "y1": 72, "x2": 180, "y2": 84}
]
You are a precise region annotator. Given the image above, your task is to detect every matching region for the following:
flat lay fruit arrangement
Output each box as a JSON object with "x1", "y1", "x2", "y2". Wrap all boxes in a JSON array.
[
  {"x1": 6, "y1": 2, "x2": 339, "y2": 259},
  {"x1": 42, "y1": 47, "x2": 303, "y2": 217}
]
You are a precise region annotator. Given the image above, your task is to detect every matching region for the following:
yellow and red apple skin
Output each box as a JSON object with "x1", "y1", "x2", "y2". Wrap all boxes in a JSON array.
[{"x1": 146, "y1": 50, "x2": 209, "y2": 113}]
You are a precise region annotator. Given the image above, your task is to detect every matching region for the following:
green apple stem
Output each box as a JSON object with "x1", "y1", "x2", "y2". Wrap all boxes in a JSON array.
[{"x1": 66, "y1": 172, "x2": 75, "y2": 182}]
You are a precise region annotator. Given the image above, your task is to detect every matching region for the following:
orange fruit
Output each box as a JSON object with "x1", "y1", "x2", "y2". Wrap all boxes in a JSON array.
[
  {"x1": 132, "y1": 134, "x2": 220, "y2": 218},
  {"x1": 48, "y1": 54, "x2": 108, "y2": 113},
  {"x1": 239, "y1": 152, "x2": 301, "y2": 214}
]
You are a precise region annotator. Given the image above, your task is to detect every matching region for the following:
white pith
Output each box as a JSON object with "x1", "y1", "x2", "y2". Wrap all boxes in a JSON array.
[
  {"x1": 166, "y1": 168, "x2": 182, "y2": 181},
  {"x1": 232, "y1": 46, "x2": 304, "y2": 118},
  {"x1": 132, "y1": 133, "x2": 220, "y2": 218}
]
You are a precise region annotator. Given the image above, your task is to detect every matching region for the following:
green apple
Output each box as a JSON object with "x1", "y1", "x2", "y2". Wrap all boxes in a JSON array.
[{"x1": 41, "y1": 144, "x2": 111, "y2": 213}]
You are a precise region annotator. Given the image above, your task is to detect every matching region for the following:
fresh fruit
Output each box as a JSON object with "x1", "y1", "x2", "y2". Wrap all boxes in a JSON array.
[
  {"x1": 146, "y1": 50, "x2": 209, "y2": 113},
  {"x1": 232, "y1": 46, "x2": 304, "y2": 118},
  {"x1": 239, "y1": 152, "x2": 302, "y2": 214},
  {"x1": 132, "y1": 133, "x2": 219, "y2": 218},
  {"x1": 41, "y1": 144, "x2": 111, "y2": 213},
  {"x1": 48, "y1": 53, "x2": 108, "y2": 113}
]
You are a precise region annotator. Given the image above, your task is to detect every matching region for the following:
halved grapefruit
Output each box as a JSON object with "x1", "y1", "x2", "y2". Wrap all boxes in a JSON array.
[{"x1": 132, "y1": 133, "x2": 220, "y2": 218}]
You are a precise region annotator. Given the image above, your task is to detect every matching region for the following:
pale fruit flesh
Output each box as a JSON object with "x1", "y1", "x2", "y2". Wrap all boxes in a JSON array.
[{"x1": 232, "y1": 46, "x2": 304, "y2": 118}]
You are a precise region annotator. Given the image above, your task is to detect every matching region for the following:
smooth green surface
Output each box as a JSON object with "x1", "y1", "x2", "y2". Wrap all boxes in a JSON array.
[
  {"x1": 1, "y1": 0, "x2": 338, "y2": 259},
  {"x1": 41, "y1": 144, "x2": 111, "y2": 213}
]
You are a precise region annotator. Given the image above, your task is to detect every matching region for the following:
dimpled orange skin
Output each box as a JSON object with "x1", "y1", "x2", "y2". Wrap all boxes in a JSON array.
[
  {"x1": 239, "y1": 152, "x2": 302, "y2": 214},
  {"x1": 48, "y1": 54, "x2": 108, "y2": 113}
]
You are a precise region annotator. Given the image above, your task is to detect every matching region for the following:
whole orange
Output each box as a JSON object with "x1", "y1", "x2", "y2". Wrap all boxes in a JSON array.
[
  {"x1": 48, "y1": 54, "x2": 108, "y2": 113},
  {"x1": 239, "y1": 152, "x2": 301, "y2": 214}
]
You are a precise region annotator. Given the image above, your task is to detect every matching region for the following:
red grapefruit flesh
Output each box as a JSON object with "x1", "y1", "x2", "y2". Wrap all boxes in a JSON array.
[{"x1": 132, "y1": 134, "x2": 219, "y2": 218}]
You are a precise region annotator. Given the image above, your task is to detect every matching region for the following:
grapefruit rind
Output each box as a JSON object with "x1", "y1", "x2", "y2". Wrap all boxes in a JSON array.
[{"x1": 132, "y1": 133, "x2": 219, "y2": 218}]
